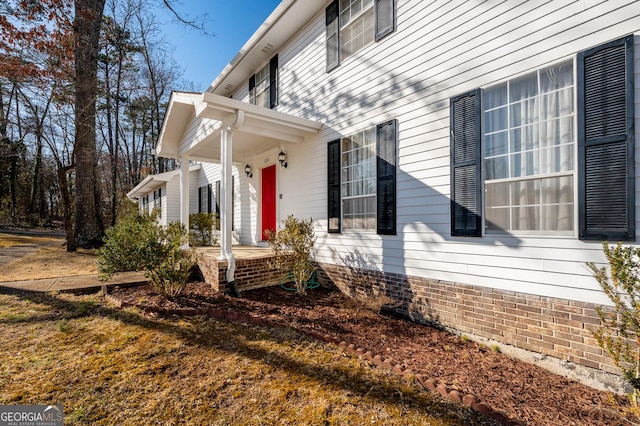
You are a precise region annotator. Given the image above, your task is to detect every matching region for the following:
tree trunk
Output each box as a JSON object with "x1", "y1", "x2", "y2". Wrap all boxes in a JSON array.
[
  {"x1": 57, "y1": 162, "x2": 76, "y2": 252},
  {"x1": 74, "y1": 0, "x2": 106, "y2": 248},
  {"x1": 29, "y1": 122, "x2": 43, "y2": 217}
]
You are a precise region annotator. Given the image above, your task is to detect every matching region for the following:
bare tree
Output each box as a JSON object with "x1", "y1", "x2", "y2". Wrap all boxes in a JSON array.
[{"x1": 74, "y1": 0, "x2": 107, "y2": 248}]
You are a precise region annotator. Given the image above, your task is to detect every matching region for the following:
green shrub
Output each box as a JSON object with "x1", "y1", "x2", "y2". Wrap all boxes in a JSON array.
[
  {"x1": 146, "y1": 221, "x2": 199, "y2": 298},
  {"x1": 98, "y1": 209, "x2": 199, "y2": 299},
  {"x1": 588, "y1": 242, "x2": 640, "y2": 418},
  {"x1": 189, "y1": 212, "x2": 219, "y2": 246},
  {"x1": 97, "y1": 210, "x2": 161, "y2": 276},
  {"x1": 267, "y1": 215, "x2": 316, "y2": 295}
]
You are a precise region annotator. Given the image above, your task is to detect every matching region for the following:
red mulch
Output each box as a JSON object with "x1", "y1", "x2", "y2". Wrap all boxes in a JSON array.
[{"x1": 107, "y1": 282, "x2": 635, "y2": 426}]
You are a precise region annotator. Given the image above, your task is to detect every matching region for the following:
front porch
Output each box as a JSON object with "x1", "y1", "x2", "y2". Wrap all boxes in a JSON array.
[{"x1": 196, "y1": 245, "x2": 290, "y2": 294}]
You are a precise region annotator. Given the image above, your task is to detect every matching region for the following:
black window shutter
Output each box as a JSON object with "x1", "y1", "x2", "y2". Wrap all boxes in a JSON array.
[
  {"x1": 215, "y1": 180, "x2": 221, "y2": 216},
  {"x1": 578, "y1": 35, "x2": 635, "y2": 241},
  {"x1": 249, "y1": 74, "x2": 256, "y2": 104},
  {"x1": 450, "y1": 89, "x2": 482, "y2": 237},
  {"x1": 326, "y1": 0, "x2": 340, "y2": 72},
  {"x1": 376, "y1": 119, "x2": 397, "y2": 235},
  {"x1": 269, "y1": 55, "x2": 278, "y2": 109},
  {"x1": 198, "y1": 187, "x2": 203, "y2": 213},
  {"x1": 328, "y1": 139, "x2": 341, "y2": 233},
  {"x1": 207, "y1": 184, "x2": 212, "y2": 213},
  {"x1": 375, "y1": 0, "x2": 395, "y2": 41}
]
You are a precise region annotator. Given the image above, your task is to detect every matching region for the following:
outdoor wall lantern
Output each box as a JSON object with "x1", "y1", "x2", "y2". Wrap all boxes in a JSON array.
[
  {"x1": 244, "y1": 164, "x2": 252, "y2": 178},
  {"x1": 278, "y1": 150, "x2": 288, "y2": 168}
]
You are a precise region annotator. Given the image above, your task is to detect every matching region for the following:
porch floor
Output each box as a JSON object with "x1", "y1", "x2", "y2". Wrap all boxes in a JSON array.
[{"x1": 195, "y1": 245, "x2": 274, "y2": 260}]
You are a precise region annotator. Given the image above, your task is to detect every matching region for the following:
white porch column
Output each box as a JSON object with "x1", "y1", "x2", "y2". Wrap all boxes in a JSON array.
[
  {"x1": 218, "y1": 111, "x2": 244, "y2": 296},
  {"x1": 219, "y1": 126, "x2": 234, "y2": 261},
  {"x1": 218, "y1": 110, "x2": 245, "y2": 256},
  {"x1": 179, "y1": 155, "x2": 190, "y2": 244}
]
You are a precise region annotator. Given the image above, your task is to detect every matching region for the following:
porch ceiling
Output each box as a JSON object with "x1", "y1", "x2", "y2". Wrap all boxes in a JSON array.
[
  {"x1": 156, "y1": 91, "x2": 322, "y2": 164},
  {"x1": 126, "y1": 164, "x2": 201, "y2": 200}
]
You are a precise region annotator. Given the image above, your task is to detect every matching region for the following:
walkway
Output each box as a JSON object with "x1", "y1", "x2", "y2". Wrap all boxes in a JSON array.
[
  {"x1": 0, "y1": 228, "x2": 147, "y2": 293},
  {"x1": 0, "y1": 271, "x2": 147, "y2": 293}
]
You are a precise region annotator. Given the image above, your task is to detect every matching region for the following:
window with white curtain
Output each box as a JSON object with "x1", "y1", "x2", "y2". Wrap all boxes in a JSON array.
[
  {"x1": 342, "y1": 127, "x2": 377, "y2": 231},
  {"x1": 339, "y1": 0, "x2": 374, "y2": 60},
  {"x1": 483, "y1": 60, "x2": 575, "y2": 233},
  {"x1": 252, "y1": 63, "x2": 270, "y2": 108}
]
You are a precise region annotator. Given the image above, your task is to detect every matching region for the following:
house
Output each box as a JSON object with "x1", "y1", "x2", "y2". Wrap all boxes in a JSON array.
[{"x1": 147, "y1": 0, "x2": 640, "y2": 392}]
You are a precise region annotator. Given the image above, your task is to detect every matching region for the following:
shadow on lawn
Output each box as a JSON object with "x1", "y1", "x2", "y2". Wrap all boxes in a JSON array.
[{"x1": 0, "y1": 287, "x2": 493, "y2": 425}]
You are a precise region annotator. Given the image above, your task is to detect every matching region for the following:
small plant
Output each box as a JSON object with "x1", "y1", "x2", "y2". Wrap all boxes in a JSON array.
[
  {"x1": 335, "y1": 251, "x2": 398, "y2": 315},
  {"x1": 189, "y1": 212, "x2": 219, "y2": 246},
  {"x1": 267, "y1": 216, "x2": 316, "y2": 295},
  {"x1": 588, "y1": 242, "x2": 640, "y2": 418},
  {"x1": 491, "y1": 344, "x2": 501, "y2": 353},
  {"x1": 57, "y1": 321, "x2": 71, "y2": 333},
  {"x1": 98, "y1": 209, "x2": 199, "y2": 299},
  {"x1": 460, "y1": 335, "x2": 470, "y2": 342}
]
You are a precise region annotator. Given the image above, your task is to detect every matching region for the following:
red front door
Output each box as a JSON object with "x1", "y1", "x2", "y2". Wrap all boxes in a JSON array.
[{"x1": 261, "y1": 165, "x2": 276, "y2": 240}]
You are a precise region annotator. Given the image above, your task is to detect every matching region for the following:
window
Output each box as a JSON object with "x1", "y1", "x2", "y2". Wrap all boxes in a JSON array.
[
  {"x1": 342, "y1": 127, "x2": 377, "y2": 231},
  {"x1": 142, "y1": 195, "x2": 148, "y2": 212},
  {"x1": 483, "y1": 61, "x2": 575, "y2": 233},
  {"x1": 153, "y1": 188, "x2": 162, "y2": 218},
  {"x1": 199, "y1": 184, "x2": 212, "y2": 213},
  {"x1": 326, "y1": 0, "x2": 396, "y2": 72},
  {"x1": 450, "y1": 36, "x2": 634, "y2": 240},
  {"x1": 328, "y1": 119, "x2": 397, "y2": 234},
  {"x1": 214, "y1": 179, "x2": 235, "y2": 230},
  {"x1": 340, "y1": 0, "x2": 374, "y2": 61},
  {"x1": 249, "y1": 55, "x2": 278, "y2": 109}
]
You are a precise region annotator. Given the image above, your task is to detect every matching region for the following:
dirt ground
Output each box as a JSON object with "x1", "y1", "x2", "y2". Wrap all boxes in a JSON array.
[{"x1": 108, "y1": 282, "x2": 635, "y2": 426}]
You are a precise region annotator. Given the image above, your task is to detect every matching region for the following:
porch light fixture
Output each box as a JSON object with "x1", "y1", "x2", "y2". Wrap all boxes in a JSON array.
[
  {"x1": 278, "y1": 150, "x2": 287, "y2": 168},
  {"x1": 244, "y1": 164, "x2": 252, "y2": 178}
]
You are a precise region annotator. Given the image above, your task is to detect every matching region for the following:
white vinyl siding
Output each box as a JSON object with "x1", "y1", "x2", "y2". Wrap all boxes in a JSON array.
[{"x1": 193, "y1": 1, "x2": 640, "y2": 307}]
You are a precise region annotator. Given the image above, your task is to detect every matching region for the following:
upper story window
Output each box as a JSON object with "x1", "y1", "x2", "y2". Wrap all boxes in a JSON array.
[
  {"x1": 326, "y1": 0, "x2": 396, "y2": 72},
  {"x1": 249, "y1": 55, "x2": 278, "y2": 109},
  {"x1": 340, "y1": 0, "x2": 374, "y2": 61}
]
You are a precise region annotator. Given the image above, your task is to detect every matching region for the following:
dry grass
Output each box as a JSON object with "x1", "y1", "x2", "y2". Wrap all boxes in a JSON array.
[
  {"x1": 0, "y1": 233, "x2": 60, "y2": 248},
  {"x1": 0, "y1": 235, "x2": 97, "y2": 281},
  {"x1": 0, "y1": 291, "x2": 494, "y2": 425}
]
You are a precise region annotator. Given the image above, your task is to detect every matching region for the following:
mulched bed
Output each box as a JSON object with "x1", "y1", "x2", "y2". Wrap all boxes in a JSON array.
[{"x1": 107, "y1": 282, "x2": 634, "y2": 426}]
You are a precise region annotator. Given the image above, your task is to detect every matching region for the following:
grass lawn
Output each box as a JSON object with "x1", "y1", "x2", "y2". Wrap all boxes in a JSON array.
[
  {"x1": 0, "y1": 291, "x2": 493, "y2": 425},
  {"x1": 0, "y1": 233, "x2": 61, "y2": 249},
  {"x1": 0, "y1": 234, "x2": 98, "y2": 281}
]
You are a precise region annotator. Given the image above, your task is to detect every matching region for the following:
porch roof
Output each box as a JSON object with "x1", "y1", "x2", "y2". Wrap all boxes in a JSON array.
[
  {"x1": 155, "y1": 91, "x2": 322, "y2": 164},
  {"x1": 126, "y1": 164, "x2": 201, "y2": 200}
]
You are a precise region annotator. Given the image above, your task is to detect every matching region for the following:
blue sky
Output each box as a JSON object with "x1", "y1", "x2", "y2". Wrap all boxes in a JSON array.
[{"x1": 155, "y1": 0, "x2": 282, "y2": 92}]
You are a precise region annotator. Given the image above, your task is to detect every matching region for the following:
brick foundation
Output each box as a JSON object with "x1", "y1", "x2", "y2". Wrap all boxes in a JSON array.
[
  {"x1": 317, "y1": 262, "x2": 625, "y2": 390},
  {"x1": 198, "y1": 253, "x2": 290, "y2": 293}
]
